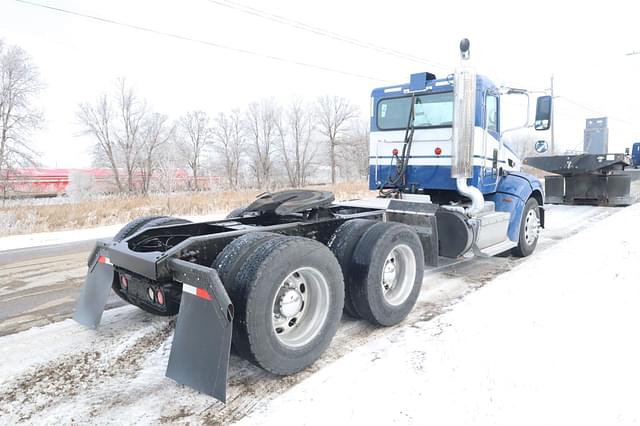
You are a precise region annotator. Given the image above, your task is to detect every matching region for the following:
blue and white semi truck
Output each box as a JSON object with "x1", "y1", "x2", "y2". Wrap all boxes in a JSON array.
[{"x1": 73, "y1": 39, "x2": 551, "y2": 402}]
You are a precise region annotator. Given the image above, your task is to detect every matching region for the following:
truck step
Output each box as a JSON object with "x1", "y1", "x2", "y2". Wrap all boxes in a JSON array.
[{"x1": 473, "y1": 238, "x2": 517, "y2": 257}]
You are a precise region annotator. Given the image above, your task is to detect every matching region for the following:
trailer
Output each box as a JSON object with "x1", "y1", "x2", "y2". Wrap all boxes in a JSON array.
[
  {"x1": 73, "y1": 39, "x2": 551, "y2": 403},
  {"x1": 524, "y1": 153, "x2": 640, "y2": 206}
]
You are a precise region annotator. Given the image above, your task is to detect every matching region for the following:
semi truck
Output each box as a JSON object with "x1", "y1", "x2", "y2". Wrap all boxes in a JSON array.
[{"x1": 73, "y1": 39, "x2": 551, "y2": 403}]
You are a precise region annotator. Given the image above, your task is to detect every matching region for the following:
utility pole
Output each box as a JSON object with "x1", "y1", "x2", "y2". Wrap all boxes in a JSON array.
[{"x1": 550, "y1": 74, "x2": 555, "y2": 154}]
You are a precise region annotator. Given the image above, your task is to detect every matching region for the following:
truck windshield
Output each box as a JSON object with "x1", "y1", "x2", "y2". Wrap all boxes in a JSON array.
[{"x1": 377, "y1": 92, "x2": 453, "y2": 130}]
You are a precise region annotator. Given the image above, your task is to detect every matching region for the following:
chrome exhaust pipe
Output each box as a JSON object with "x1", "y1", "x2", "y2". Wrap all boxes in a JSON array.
[{"x1": 452, "y1": 38, "x2": 484, "y2": 216}]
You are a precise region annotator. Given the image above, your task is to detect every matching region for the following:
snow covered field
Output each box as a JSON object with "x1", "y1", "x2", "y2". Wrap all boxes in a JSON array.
[{"x1": 0, "y1": 203, "x2": 637, "y2": 424}]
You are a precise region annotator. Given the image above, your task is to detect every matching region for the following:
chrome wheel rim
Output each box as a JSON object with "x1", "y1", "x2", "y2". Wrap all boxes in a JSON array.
[
  {"x1": 272, "y1": 267, "x2": 330, "y2": 348},
  {"x1": 524, "y1": 209, "x2": 540, "y2": 246},
  {"x1": 380, "y1": 244, "x2": 416, "y2": 306}
]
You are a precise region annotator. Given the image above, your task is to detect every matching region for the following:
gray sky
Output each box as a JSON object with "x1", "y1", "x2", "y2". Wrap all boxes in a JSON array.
[{"x1": 2, "y1": 0, "x2": 639, "y2": 167}]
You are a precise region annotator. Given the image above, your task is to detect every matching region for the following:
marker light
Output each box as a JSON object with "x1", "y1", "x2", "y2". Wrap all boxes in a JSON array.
[
  {"x1": 392, "y1": 148, "x2": 399, "y2": 156},
  {"x1": 435, "y1": 147, "x2": 442, "y2": 155}
]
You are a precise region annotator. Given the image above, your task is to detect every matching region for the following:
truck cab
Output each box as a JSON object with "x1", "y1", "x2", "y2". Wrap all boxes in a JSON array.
[
  {"x1": 367, "y1": 41, "x2": 550, "y2": 259},
  {"x1": 369, "y1": 73, "x2": 521, "y2": 195}
]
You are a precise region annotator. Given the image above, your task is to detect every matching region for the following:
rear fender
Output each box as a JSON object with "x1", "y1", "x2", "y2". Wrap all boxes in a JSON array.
[{"x1": 486, "y1": 173, "x2": 544, "y2": 241}]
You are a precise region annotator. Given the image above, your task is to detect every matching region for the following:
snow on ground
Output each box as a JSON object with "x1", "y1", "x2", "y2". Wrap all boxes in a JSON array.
[
  {"x1": 236, "y1": 203, "x2": 640, "y2": 426},
  {"x1": 0, "y1": 203, "x2": 630, "y2": 424},
  {"x1": 0, "y1": 213, "x2": 224, "y2": 251}
]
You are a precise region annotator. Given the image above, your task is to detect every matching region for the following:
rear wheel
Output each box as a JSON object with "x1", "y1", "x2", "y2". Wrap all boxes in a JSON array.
[
  {"x1": 226, "y1": 207, "x2": 246, "y2": 219},
  {"x1": 113, "y1": 215, "x2": 191, "y2": 242},
  {"x1": 113, "y1": 216, "x2": 165, "y2": 242},
  {"x1": 230, "y1": 236, "x2": 344, "y2": 374},
  {"x1": 328, "y1": 219, "x2": 377, "y2": 318},
  {"x1": 213, "y1": 232, "x2": 280, "y2": 292},
  {"x1": 349, "y1": 222, "x2": 424, "y2": 326},
  {"x1": 511, "y1": 198, "x2": 541, "y2": 257}
]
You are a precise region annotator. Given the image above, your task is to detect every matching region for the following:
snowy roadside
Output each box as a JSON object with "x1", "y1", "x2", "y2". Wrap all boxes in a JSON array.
[
  {"x1": 0, "y1": 213, "x2": 224, "y2": 252},
  {"x1": 236, "y1": 203, "x2": 640, "y2": 426}
]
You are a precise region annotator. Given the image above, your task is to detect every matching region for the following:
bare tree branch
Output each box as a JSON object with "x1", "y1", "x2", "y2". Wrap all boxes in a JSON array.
[
  {"x1": 176, "y1": 110, "x2": 212, "y2": 190},
  {"x1": 0, "y1": 40, "x2": 44, "y2": 200},
  {"x1": 316, "y1": 95, "x2": 359, "y2": 184},
  {"x1": 212, "y1": 109, "x2": 245, "y2": 190},
  {"x1": 276, "y1": 97, "x2": 317, "y2": 187},
  {"x1": 244, "y1": 99, "x2": 277, "y2": 189}
]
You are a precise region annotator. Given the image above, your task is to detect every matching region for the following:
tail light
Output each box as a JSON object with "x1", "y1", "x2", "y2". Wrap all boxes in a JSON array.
[
  {"x1": 156, "y1": 289, "x2": 165, "y2": 305},
  {"x1": 120, "y1": 275, "x2": 129, "y2": 290}
]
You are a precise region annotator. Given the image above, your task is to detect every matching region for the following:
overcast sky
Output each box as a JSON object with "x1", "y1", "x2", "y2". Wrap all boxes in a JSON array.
[{"x1": 2, "y1": 0, "x2": 639, "y2": 167}]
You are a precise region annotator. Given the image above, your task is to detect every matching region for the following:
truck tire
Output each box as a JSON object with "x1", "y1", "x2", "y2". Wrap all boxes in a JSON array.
[
  {"x1": 511, "y1": 197, "x2": 541, "y2": 257},
  {"x1": 113, "y1": 216, "x2": 167, "y2": 242},
  {"x1": 226, "y1": 207, "x2": 246, "y2": 219},
  {"x1": 328, "y1": 219, "x2": 377, "y2": 319},
  {"x1": 231, "y1": 236, "x2": 344, "y2": 375},
  {"x1": 349, "y1": 222, "x2": 424, "y2": 326},
  {"x1": 136, "y1": 216, "x2": 191, "y2": 229},
  {"x1": 213, "y1": 232, "x2": 280, "y2": 290},
  {"x1": 113, "y1": 215, "x2": 192, "y2": 242}
]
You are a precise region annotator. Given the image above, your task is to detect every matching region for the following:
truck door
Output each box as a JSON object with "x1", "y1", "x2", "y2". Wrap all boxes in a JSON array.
[{"x1": 479, "y1": 92, "x2": 500, "y2": 193}]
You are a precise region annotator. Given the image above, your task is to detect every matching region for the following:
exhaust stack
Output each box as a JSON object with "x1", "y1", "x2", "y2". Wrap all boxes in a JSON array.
[{"x1": 452, "y1": 38, "x2": 484, "y2": 215}]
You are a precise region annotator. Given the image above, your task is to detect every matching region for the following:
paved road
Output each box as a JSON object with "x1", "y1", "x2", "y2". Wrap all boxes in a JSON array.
[
  {"x1": 0, "y1": 240, "x2": 96, "y2": 267},
  {"x1": 0, "y1": 240, "x2": 125, "y2": 336}
]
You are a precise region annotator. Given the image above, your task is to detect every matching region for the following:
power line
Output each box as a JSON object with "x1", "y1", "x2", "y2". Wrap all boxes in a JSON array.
[
  {"x1": 557, "y1": 96, "x2": 637, "y2": 127},
  {"x1": 16, "y1": 0, "x2": 394, "y2": 84},
  {"x1": 205, "y1": 0, "x2": 450, "y2": 71}
]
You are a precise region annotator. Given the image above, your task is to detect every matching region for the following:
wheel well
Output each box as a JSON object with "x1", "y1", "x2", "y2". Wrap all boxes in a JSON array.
[{"x1": 531, "y1": 189, "x2": 543, "y2": 207}]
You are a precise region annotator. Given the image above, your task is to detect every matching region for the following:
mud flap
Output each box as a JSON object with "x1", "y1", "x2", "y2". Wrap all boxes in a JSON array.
[
  {"x1": 73, "y1": 245, "x2": 115, "y2": 328},
  {"x1": 166, "y1": 258, "x2": 233, "y2": 403}
]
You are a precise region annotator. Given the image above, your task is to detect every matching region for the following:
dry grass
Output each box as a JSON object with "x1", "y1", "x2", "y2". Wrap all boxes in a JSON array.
[{"x1": 0, "y1": 181, "x2": 372, "y2": 237}]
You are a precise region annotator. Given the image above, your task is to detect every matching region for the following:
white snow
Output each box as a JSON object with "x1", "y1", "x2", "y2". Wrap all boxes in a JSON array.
[
  {"x1": 236, "y1": 203, "x2": 640, "y2": 426},
  {"x1": 0, "y1": 213, "x2": 224, "y2": 252}
]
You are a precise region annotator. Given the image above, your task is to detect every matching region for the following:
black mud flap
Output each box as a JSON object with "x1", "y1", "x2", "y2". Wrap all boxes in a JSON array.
[
  {"x1": 166, "y1": 259, "x2": 234, "y2": 403},
  {"x1": 73, "y1": 244, "x2": 115, "y2": 328}
]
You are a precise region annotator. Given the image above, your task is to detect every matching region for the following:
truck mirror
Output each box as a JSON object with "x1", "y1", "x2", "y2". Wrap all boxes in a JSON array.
[
  {"x1": 534, "y1": 96, "x2": 552, "y2": 130},
  {"x1": 535, "y1": 140, "x2": 549, "y2": 153}
]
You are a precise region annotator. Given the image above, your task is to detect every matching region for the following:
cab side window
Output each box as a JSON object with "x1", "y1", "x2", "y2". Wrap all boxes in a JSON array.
[{"x1": 486, "y1": 95, "x2": 498, "y2": 133}]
